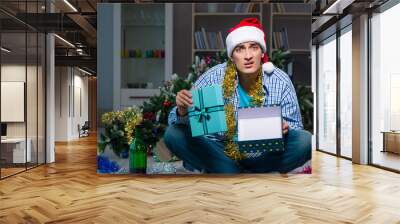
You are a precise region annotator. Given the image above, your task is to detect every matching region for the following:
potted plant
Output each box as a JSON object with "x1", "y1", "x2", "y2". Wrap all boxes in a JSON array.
[
  {"x1": 294, "y1": 83, "x2": 313, "y2": 133},
  {"x1": 140, "y1": 52, "x2": 230, "y2": 161},
  {"x1": 97, "y1": 107, "x2": 143, "y2": 158}
]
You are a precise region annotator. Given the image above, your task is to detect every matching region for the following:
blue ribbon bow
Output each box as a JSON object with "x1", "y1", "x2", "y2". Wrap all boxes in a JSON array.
[{"x1": 194, "y1": 106, "x2": 211, "y2": 122}]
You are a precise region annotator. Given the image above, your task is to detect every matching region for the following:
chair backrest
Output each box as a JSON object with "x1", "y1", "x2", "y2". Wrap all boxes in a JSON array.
[{"x1": 82, "y1": 121, "x2": 90, "y2": 129}]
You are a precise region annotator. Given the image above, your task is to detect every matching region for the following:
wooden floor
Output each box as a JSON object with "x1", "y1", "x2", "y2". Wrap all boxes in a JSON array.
[
  {"x1": 1, "y1": 135, "x2": 400, "y2": 223},
  {"x1": 1, "y1": 167, "x2": 26, "y2": 178},
  {"x1": 372, "y1": 150, "x2": 400, "y2": 171},
  {"x1": 1, "y1": 163, "x2": 45, "y2": 178}
]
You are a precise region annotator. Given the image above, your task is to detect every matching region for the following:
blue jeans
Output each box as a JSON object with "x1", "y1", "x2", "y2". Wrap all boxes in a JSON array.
[{"x1": 163, "y1": 124, "x2": 312, "y2": 173}]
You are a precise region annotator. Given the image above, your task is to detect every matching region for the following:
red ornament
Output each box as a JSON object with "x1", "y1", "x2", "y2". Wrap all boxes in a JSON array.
[
  {"x1": 163, "y1": 101, "x2": 172, "y2": 108},
  {"x1": 143, "y1": 112, "x2": 156, "y2": 121}
]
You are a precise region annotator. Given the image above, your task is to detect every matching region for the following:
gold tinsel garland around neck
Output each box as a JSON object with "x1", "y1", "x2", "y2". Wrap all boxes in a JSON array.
[{"x1": 222, "y1": 59, "x2": 265, "y2": 161}]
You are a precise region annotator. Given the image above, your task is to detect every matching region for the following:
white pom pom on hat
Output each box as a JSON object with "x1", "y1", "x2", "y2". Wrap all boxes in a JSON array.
[
  {"x1": 226, "y1": 17, "x2": 275, "y2": 74},
  {"x1": 262, "y1": 61, "x2": 275, "y2": 74}
]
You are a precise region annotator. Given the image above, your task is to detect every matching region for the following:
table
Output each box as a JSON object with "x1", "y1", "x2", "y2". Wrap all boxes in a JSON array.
[
  {"x1": 1, "y1": 138, "x2": 31, "y2": 163},
  {"x1": 381, "y1": 131, "x2": 400, "y2": 154}
]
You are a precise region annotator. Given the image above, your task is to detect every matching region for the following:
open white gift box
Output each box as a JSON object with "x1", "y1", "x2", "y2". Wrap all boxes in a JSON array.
[{"x1": 237, "y1": 106, "x2": 285, "y2": 157}]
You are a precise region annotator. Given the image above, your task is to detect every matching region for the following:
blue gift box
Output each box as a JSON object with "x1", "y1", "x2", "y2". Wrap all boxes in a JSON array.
[
  {"x1": 237, "y1": 106, "x2": 284, "y2": 158},
  {"x1": 188, "y1": 85, "x2": 227, "y2": 137}
]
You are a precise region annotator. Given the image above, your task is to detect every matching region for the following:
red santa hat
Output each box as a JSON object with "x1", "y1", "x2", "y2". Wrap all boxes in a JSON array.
[{"x1": 225, "y1": 17, "x2": 275, "y2": 74}]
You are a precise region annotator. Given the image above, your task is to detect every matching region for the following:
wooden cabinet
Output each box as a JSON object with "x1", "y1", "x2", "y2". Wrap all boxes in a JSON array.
[{"x1": 382, "y1": 131, "x2": 400, "y2": 154}]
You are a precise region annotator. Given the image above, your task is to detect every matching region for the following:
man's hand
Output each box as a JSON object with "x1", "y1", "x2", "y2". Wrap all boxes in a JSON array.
[
  {"x1": 176, "y1": 89, "x2": 193, "y2": 116},
  {"x1": 282, "y1": 121, "x2": 289, "y2": 135}
]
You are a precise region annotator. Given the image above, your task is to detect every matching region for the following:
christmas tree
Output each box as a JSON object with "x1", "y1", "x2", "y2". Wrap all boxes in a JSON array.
[{"x1": 140, "y1": 51, "x2": 229, "y2": 149}]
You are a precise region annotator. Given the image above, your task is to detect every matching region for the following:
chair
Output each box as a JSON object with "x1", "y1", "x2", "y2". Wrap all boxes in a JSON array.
[{"x1": 78, "y1": 121, "x2": 90, "y2": 138}]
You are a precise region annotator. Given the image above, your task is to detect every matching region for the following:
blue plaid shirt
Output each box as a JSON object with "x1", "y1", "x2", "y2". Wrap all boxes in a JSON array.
[{"x1": 168, "y1": 62, "x2": 303, "y2": 142}]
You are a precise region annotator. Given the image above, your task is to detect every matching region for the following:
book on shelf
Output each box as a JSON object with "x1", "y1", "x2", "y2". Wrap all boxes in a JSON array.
[
  {"x1": 233, "y1": 3, "x2": 257, "y2": 13},
  {"x1": 210, "y1": 32, "x2": 217, "y2": 49},
  {"x1": 282, "y1": 28, "x2": 289, "y2": 49},
  {"x1": 215, "y1": 33, "x2": 221, "y2": 49},
  {"x1": 272, "y1": 27, "x2": 289, "y2": 50},
  {"x1": 194, "y1": 31, "x2": 200, "y2": 49},
  {"x1": 234, "y1": 3, "x2": 243, "y2": 13},
  {"x1": 195, "y1": 31, "x2": 205, "y2": 49},
  {"x1": 194, "y1": 28, "x2": 226, "y2": 50},
  {"x1": 195, "y1": 31, "x2": 199, "y2": 48},
  {"x1": 274, "y1": 3, "x2": 286, "y2": 13},
  {"x1": 206, "y1": 32, "x2": 214, "y2": 49},
  {"x1": 196, "y1": 31, "x2": 205, "y2": 49},
  {"x1": 218, "y1": 32, "x2": 225, "y2": 49},
  {"x1": 246, "y1": 3, "x2": 257, "y2": 13},
  {"x1": 280, "y1": 4, "x2": 286, "y2": 13},
  {"x1": 201, "y1": 27, "x2": 210, "y2": 49},
  {"x1": 200, "y1": 32, "x2": 204, "y2": 49},
  {"x1": 207, "y1": 32, "x2": 213, "y2": 49}
]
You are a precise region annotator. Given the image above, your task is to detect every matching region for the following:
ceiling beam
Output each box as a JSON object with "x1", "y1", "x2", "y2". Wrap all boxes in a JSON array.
[
  {"x1": 55, "y1": 55, "x2": 96, "y2": 71},
  {"x1": 86, "y1": 0, "x2": 97, "y2": 12},
  {"x1": 67, "y1": 13, "x2": 97, "y2": 39}
]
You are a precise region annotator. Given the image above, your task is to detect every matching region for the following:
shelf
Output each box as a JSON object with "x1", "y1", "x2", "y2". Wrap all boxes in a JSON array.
[
  {"x1": 123, "y1": 25, "x2": 164, "y2": 28},
  {"x1": 288, "y1": 49, "x2": 310, "y2": 53},
  {"x1": 193, "y1": 49, "x2": 225, "y2": 52},
  {"x1": 272, "y1": 13, "x2": 310, "y2": 16},
  {"x1": 272, "y1": 48, "x2": 310, "y2": 52},
  {"x1": 194, "y1": 12, "x2": 260, "y2": 16},
  {"x1": 121, "y1": 88, "x2": 161, "y2": 98},
  {"x1": 122, "y1": 57, "x2": 165, "y2": 59}
]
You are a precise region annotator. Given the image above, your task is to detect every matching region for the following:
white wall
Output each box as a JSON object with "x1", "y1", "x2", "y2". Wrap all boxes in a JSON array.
[
  {"x1": 1, "y1": 64, "x2": 46, "y2": 164},
  {"x1": 72, "y1": 72, "x2": 89, "y2": 138},
  {"x1": 1, "y1": 65, "x2": 26, "y2": 81},
  {"x1": 1, "y1": 65, "x2": 36, "y2": 138},
  {"x1": 55, "y1": 67, "x2": 69, "y2": 141},
  {"x1": 1, "y1": 65, "x2": 26, "y2": 141},
  {"x1": 55, "y1": 67, "x2": 89, "y2": 141}
]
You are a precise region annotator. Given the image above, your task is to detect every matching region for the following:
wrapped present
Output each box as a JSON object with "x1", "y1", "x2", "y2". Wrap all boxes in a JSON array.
[
  {"x1": 188, "y1": 85, "x2": 227, "y2": 137},
  {"x1": 237, "y1": 106, "x2": 284, "y2": 158}
]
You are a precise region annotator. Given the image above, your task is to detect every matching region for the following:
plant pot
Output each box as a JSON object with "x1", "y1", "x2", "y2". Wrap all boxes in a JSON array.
[
  {"x1": 102, "y1": 144, "x2": 129, "y2": 159},
  {"x1": 119, "y1": 149, "x2": 129, "y2": 159}
]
